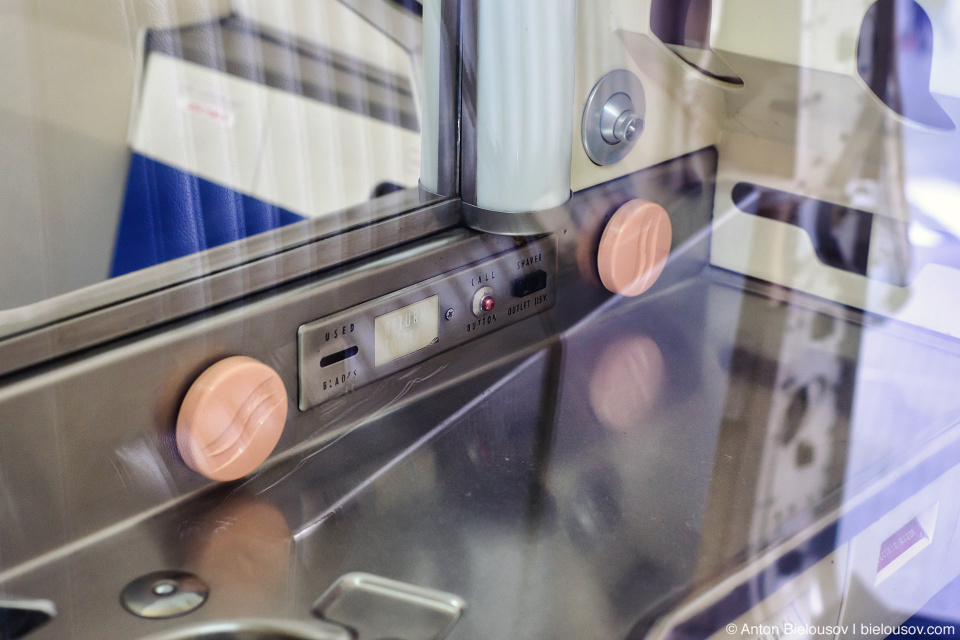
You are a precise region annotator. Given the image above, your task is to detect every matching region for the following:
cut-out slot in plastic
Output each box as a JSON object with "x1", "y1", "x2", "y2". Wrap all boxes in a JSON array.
[
  {"x1": 857, "y1": 0, "x2": 954, "y2": 130},
  {"x1": 731, "y1": 182, "x2": 960, "y2": 287},
  {"x1": 649, "y1": 0, "x2": 744, "y2": 85},
  {"x1": 732, "y1": 182, "x2": 873, "y2": 277}
]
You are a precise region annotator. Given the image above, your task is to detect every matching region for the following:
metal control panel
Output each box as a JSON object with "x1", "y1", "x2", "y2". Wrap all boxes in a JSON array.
[{"x1": 298, "y1": 237, "x2": 557, "y2": 410}]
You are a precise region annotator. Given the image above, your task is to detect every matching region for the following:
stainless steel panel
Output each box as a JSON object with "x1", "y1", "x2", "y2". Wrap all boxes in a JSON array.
[
  {"x1": 0, "y1": 230, "x2": 528, "y2": 573},
  {"x1": 0, "y1": 150, "x2": 725, "y2": 640},
  {"x1": 11, "y1": 266, "x2": 956, "y2": 639},
  {"x1": 0, "y1": 149, "x2": 716, "y2": 577},
  {"x1": 139, "y1": 619, "x2": 350, "y2": 640}
]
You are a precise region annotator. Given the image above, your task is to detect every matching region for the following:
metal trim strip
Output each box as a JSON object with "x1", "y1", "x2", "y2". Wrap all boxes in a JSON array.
[
  {"x1": 458, "y1": 0, "x2": 478, "y2": 205},
  {"x1": 435, "y1": 0, "x2": 462, "y2": 195}
]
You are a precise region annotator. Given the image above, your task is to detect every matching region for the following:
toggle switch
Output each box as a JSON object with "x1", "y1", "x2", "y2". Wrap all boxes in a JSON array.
[{"x1": 512, "y1": 270, "x2": 548, "y2": 298}]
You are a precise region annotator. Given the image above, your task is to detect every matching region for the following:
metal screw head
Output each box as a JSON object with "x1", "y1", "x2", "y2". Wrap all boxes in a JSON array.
[
  {"x1": 444, "y1": 308, "x2": 455, "y2": 321},
  {"x1": 582, "y1": 70, "x2": 646, "y2": 166},
  {"x1": 121, "y1": 570, "x2": 208, "y2": 619},
  {"x1": 614, "y1": 112, "x2": 644, "y2": 144},
  {"x1": 151, "y1": 580, "x2": 178, "y2": 597}
]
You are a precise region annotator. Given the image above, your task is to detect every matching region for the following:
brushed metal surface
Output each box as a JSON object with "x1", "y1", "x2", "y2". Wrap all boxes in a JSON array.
[
  {"x1": 8, "y1": 267, "x2": 960, "y2": 640},
  {"x1": 12, "y1": 149, "x2": 959, "y2": 639},
  {"x1": 0, "y1": 229, "x2": 524, "y2": 573},
  {"x1": 0, "y1": 150, "x2": 716, "y2": 577},
  {"x1": 0, "y1": 151, "x2": 733, "y2": 640}
]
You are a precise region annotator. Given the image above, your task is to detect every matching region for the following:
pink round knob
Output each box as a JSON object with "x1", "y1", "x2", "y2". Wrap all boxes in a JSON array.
[
  {"x1": 597, "y1": 199, "x2": 672, "y2": 296},
  {"x1": 176, "y1": 356, "x2": 288, "y2": 482}
]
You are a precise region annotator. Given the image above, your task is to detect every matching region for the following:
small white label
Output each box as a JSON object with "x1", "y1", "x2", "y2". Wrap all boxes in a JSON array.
[{"x1": 374, "y1": 296, "x2": 439, "y2": 367}]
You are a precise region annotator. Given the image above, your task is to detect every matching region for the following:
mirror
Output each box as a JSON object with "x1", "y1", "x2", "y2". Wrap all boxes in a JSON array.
[{"x1": 0, "y1": 0, "x2": 427, "y2": 320}]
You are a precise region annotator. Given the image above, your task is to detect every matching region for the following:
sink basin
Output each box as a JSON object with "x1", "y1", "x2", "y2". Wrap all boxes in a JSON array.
[{"x1": 138, "y1": 619, "x2": 349, "y2": 640}]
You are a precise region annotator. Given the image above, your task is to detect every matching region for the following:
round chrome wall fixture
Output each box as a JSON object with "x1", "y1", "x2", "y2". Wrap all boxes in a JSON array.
[
  {"x1": 582, "y1": 70, "x2": 646, "y2": 166},
  {"x1": 121, "y1": 570, "x2": 209, "y2": 619}
]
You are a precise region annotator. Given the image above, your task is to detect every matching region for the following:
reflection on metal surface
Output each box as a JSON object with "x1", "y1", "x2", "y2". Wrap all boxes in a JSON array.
[
  {"x1": 183, "y1": 497, "x2": 293, "y2": 609},
  {"x1": 733, "y1": 182, "x2": 875, "y2": 278},
  {"x1": 120, "y1": 571, "x2": 209, "y2": 619},
  {"x1": 312, "y1": 573, "x2": 465, "y2": 640},
  {"x1": 589, "y1": 335, "x2": 665, "y2": 431},
  {"x1": 575, "y1": 192, "x2": 631, "y2": 290}
]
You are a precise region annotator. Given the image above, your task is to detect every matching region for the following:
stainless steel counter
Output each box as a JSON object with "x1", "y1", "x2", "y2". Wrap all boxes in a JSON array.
[
  {"x1": 4, "y1": 244, "x2": 960, "y2": 639},
  {"x1": 2, "y1": 150, "x2": 960, "y2": 640}
]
